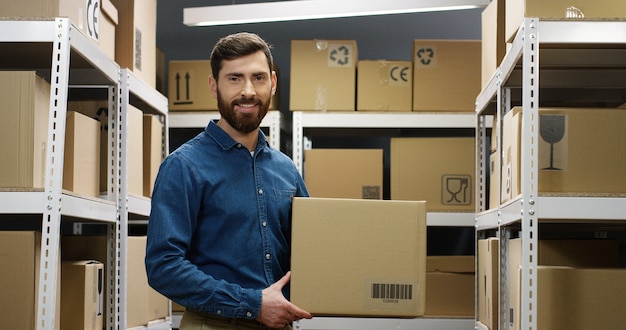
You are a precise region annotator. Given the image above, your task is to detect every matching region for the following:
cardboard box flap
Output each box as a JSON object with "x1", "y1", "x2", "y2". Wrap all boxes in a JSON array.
[
  {"x1": 101, "y1": 0, "x2": 119, "y2": 25},
  {"x1": 427, "y1": 256, "x2": 475, "y2": 273}
]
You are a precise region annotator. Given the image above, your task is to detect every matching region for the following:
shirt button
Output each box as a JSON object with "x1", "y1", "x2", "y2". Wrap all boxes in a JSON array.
[
  {"x1": 262, "y1": 221, "x2": 267, "y2": 227},
  {"x1": 236, "y1": 143, "x2": 243, "y2": 148},
  {"x1": 258, "y1": 189, "x2": 263, "y2": 195},
  {"x1": 246, "y1": 312, "x2": 252, "y2": 317},
  {"x1": 265, "y1": 253, "x2": 271, "y2": 260},
  {"x1": 217, "y1": 310, "x2": 222, "y2": 315}
]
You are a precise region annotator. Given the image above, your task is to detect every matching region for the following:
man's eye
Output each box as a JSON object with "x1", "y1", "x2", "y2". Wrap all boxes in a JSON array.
[{"x1": 254, "y1": 75, "x2": 265, "y2": 81}]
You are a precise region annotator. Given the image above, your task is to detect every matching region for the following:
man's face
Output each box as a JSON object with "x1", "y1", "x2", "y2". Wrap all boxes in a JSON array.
[{"x1": 210, "y1": 51, "x2": 276, "y2": 133}]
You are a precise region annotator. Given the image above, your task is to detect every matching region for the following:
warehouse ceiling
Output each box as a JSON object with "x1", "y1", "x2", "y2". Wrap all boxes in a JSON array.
[{"x1": 156, "y1": 0, "x2": 483, "y2": 106}]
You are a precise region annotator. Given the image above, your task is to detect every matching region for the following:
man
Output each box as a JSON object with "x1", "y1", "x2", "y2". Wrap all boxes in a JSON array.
[{"x1": 145, "y1": 32, "x2": 312, "y2": 329}]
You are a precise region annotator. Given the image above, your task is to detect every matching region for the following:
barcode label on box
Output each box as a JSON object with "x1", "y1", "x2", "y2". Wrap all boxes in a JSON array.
[{"x1": 371, "y1": 283, "x2": 413, "y2": 300}]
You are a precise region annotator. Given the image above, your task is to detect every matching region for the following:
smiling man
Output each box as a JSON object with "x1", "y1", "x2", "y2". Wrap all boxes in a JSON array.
[{"x1": 145, "y1": 32, "x2": 312, "y2": 330}]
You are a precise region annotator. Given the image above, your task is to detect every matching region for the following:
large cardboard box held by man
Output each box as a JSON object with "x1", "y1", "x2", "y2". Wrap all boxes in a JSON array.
[
  {"x1": 290, "y1": 39, "x2": 358, "y2": 111},
  {"x1": 500, "y1": 107, "x2": 626, "y2": 203},
  {"x1": 291, "y1": 197, "x2": 426, "y2": 317},
  {"x1": 390, "y1": 137, "x2": 475, "y2": 212},
  {"x1": 304, "y1": 149, "x2": 383, "y2": 199},
  {"x1": 412, "y1": 40, "x2": 481, "y2": 112}
]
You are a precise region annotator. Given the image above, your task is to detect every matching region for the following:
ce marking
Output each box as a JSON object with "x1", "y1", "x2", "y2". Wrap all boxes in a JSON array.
[{"x1": 390, "y1": 66, "x2": 409, "y2": 82}]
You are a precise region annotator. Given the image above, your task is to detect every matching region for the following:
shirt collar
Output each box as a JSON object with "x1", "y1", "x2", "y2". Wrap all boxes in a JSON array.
[{"x1": 205, "y1": 119, "x2": 269, "y2": 152}]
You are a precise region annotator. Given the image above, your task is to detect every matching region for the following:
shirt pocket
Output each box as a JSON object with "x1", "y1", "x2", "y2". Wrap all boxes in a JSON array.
[{"x1": 274, "y1": 189, "x2": 296, "y2": 225}]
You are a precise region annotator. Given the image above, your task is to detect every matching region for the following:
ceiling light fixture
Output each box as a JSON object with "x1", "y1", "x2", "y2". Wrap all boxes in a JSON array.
[{"x1": 184, "y1": 0, "x2": 490, "y2": 27}]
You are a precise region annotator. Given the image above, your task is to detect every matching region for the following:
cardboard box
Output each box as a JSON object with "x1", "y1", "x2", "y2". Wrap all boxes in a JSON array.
[
  {"x1": 412, "y1": 40, "x2": 481, "y2": 112},
  {"x1": 0, "y1": 231, "x2": 60, "y2": 330},
  {"x1": 477, "y1": 238, "x2": 498, "y2": 330},
  {"x1": 62, "y1": 235, "x2": 170, "y2": 328},
  {"x1": 481, "y1": 0, "x2": 506, "y2": 88},
  {"x1": 390, "y1": 137, "x2": 475, "y2": 212},
  {"x1": 0, "y1": 71, "x2": 50, "y2": 189},
  {"x1": 489, "y1": 152, "x2": 500, "y2": 210},
  {"x1": 63, "y1": 111, "x2": 101, "y2": 198},
  {"x1": 168, "y1": 60, "x2": 280, "y2": 111},
  {"x1": 357, "y1": 60, "x2": 412, "y2": 111},
  {"x1": 425, "y1": 256, "x2": 475, "y2": 317},
  {"x1": 61, "y1": 261, "x2": 104, "y2": 330},
  {"x1": 291, "y1": 197, "x2": 426, "y2": 317},
  {"x1": 501, "y1": 107, "x2": 626, "y2": 203},
  {"x1": 168, "y1": 60, "x2": 216, "y2": 111},
  {"x1": 128, "y1": 104, "x2": 144, "y2": 196},
  {"x1": 505, "y1": 0, "x2": 626, "y2": 42},
  {"x1": 0, "y1": 0, "x2": 118, "y2": 58},
  {"x1": 304, "y1": 149, "x2": 383, "y2": 199},
  {"x1": 66, "y1": 101, "x2": 110, "y2": 194},
  {"x1": 143, "y1": 114, "x2": 163, "y2": 197},
  {"x1": 290, "y1": 39, "x2": 358, "y2": 111},
  {"x1": 112, "y1": 0, "x2": 157, "y2": 87},
  {"x1": 509, "y1": 238, "x2": 623, "y2": 330}
]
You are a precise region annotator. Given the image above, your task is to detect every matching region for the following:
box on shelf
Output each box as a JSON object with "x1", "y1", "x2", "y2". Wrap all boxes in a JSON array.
[
  {"x1": 0, "y1": 71, "x2": 50, "y2": 189},
  {"x1": 412, "y1": 39, "x2": 481, "y2": 112},
  {"x1": 357, "y1": 60, "x2": 412, "y2": 112},
  {"x1": 0, "y1": 0, "x2": 118, "y2": 58},
  {"x1": 304, "y1": 149, "x2": 383, "y2": 199},
  {"x1": 0, "y1": 231, "x2": 60, "y2": 330},
  {"x1": 477, "y1": 238, "x2": 498, "y2": 330},
  {"x1": 291, "y1": 197, "x2": 426, "y2": 317},
  {"x1": 501, "y1": 107, "x2": 626, "y2": 203},
  {"x1": 62, "y1": 235, "x2": 169, "y2": 328},
  {"x1": 61, "y1": 260, "x2": 104, "y2": 330},
  {"x1": 390, "y1": 137, "x2": 475, "y2": 212},
  {"x1": 168, "y1": 60, "x2": 280, "y2": 111},
  {"x1": 111, "y1": 0, "x2": 157, "y2": 87},
  {"x1": 425, "y1": 256, "x2": 475, "y2": 317},
  {"x1": 505, "y1": 0, "x2": 626, "y2": 42},
  {"x1": 143, "y1": 114, "x2": 163, "y2": 197},
  {"x1": 509, "y1": 238, "x2": 623, "y2": 330},
  {"x1": 481, "y1": 0, "x2": 506, "y2": 88},
  {"x1": 63, "y1": 111, "x2": 101, "y2": 198},
  {"x1": 127, "y1": 104, "x2": 144, "y2": 196},
  {"x1": 290, "y1": 39, "x2": 358, "y2": 111}
]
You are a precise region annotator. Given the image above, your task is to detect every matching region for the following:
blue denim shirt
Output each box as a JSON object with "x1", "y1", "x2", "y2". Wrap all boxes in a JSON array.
[{"x1": 145, "y1": 120, "x2": 308, "y2": 320}]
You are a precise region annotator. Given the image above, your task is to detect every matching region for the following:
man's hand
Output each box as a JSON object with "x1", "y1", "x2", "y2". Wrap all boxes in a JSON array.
[{"x1": 256, "y1": 271, "x2": 313, "y2": 328}]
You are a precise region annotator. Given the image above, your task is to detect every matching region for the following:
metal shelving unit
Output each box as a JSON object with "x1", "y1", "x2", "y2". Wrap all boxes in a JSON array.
[
  {"x1": 168, "y1": 110, "x2": 284, "y2": 150},
  {"x1": 292, "y1": 111, "x2": 489, "y2": 227},
  {"x1": 0, "y1": 18, "x2": 122, "y2": 330},
  {"x1": 0, "y1": 18, "x2": 171, "y2": 330},
  {"x1": 475, "y1": 18, "x2": 626, "y2": 330}
]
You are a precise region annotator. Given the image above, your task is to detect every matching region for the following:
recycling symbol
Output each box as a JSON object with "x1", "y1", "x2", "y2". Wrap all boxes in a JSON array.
[
  {"x1": 328, "y1": 44, "x2": 352, "y2": 67},
  {"x1": 416, "y1": 47, "x2": 435, "y2": 66}
]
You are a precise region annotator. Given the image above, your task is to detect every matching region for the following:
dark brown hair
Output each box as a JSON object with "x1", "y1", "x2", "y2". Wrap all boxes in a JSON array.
[{"x1": 210, "y1": 32, "x2": 274, "y2": 80}]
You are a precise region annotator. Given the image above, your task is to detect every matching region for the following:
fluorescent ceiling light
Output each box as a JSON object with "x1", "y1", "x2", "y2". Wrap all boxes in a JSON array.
[{"x1": 184, "y1": 0, "x2": 490, "y2": 27}]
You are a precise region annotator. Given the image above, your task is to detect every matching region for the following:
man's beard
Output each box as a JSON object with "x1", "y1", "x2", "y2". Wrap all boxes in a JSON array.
[{"x1": 217, "y1": 90, "x2": 270, "y2": 134}]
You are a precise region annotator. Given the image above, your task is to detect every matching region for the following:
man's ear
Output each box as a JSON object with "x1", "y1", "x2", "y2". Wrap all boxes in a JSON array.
[
  {"x1": 271, "y1": 70, "x2": 277, "y2": 96},
  {"x1": 208, "y1": 74, "x2": 218, "y2": 98}
]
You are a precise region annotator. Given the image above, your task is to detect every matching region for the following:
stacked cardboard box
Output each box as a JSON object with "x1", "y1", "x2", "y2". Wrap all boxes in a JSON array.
[
  {"x1": 0, "y1": 231, "x2": 61, "y2": 330},
  {"x1": 357, "y1": 60, "x2": 412, "y2": 112},
  {"x1": 390, "y1": 137, "x2": 476, "y2": 212},
  {"x1": 290, "y1": 39, "x2": 358, "y2": 111},
  {"x1": 501, "y1": 107, "x2": 626, "y2": 203},
  {"x1": 0, "y1": 0, "x2": 118, "y2": 59},
  {"x1": 62, "y1": 235, "x2": 169, "y2": 328},
  {"x1": 425, "y1": 256, "x2": 475, "y2": 317},
  {"x1": 61, "y1": 261, "x2": 104, "y2": 330},
  {"x1": 304, "y1": 149, "x2": 383, "y2": 199}
]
